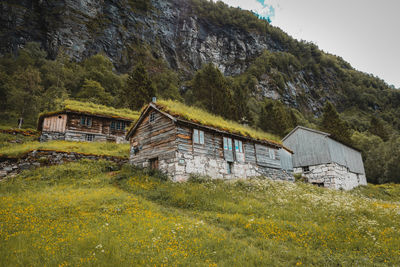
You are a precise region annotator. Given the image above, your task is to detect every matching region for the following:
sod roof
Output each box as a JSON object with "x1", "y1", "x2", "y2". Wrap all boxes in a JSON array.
[
  {"x1": 127, "y1": 100, "x2": 284, "y2": 147},
  {"x1": 38, "y1": 100, "x2": 140, "y2": 130}
]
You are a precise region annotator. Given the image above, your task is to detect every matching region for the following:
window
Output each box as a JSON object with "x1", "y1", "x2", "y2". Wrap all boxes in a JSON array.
[
  {"x1": 269, "y1": 148, "x2": 276, "y2": 159},
  {"x1": 85, "y1": 134, "x2": 94, "y2": 142},
  {"x1": 80, "y1": 116, "x2": 92, "y2": 127},
  {"x1": 149, "y1": 112, "x2": 156, "y2": 123},
  {"x1": 111, "y1": 121, "x2": 115, "y2": 130},
  {"x1": 116, "y1": 121, "x2": 121, "y2": 130},
  {"x1": 234, "y1": 140, "x2": 243, "y2": 153},
  {"x1": 227, "y1": 162, "x2": 233, "y2": 174},
  {"x1": 121, "y1": 122, "x2": 126, "y2": 130},
  {"x1": 303, "y1": 166, "x2": 310, "y2": 172},
  {"x1": 193, "y1": 129, "x2": 204, "y2": 144},
  {"x1": 223, "y1": 137, "x2": 233, "y2": 151}
]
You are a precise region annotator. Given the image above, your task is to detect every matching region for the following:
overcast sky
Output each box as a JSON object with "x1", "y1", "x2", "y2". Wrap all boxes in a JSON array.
[{"x1": 221, "y1": 0, "x2": 400, "y2": 88}]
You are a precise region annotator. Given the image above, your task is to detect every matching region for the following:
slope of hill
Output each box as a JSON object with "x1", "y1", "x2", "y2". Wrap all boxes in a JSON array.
[
  {"x1": 0, "y1": 161, "x2": 399, "y2": 266},
  {"x1": 0, "y1": 0, "x2": 399, "y2": 183}
]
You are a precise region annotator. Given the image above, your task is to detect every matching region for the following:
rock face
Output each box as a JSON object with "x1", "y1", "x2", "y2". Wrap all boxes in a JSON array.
[
  {"x1": 0, "y1": 0, "x2": 281, "y2": 75},
  {"x1": 0, "y1": 0, "x2": 338, "y2": 112},
  {"x1": 0, "y1": 150, "x2": 128, "y2": 179}
]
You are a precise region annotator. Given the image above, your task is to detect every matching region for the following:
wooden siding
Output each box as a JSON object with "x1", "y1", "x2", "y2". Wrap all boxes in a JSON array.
[
  {"x1": 327, "y1": 138, "x2": 365, "y2": 174},
  {"x1": 66, "y1": 114, "x2": 127, "y2": 138},
  {"x1": 283, "y1": 127, "x2": 365, "y2": 174},
  {"x1": 255, "y1": 144, "x2": 281, "y2": 169},
  {"x1": 283, "y1": 128, "x2": 331, "y2": 168},
  {"x1": 279, "y1": 149, "x2": 293, "y2": 171},
  {"x1": 130, "y1": 110, "x2": 177, "y2": 163},
  {"x1": 42, "y1": 115, "x2": 67, "y2": 132},
  {"x1": 175, "y1": 123, "x2": 282, "y2": 168}
]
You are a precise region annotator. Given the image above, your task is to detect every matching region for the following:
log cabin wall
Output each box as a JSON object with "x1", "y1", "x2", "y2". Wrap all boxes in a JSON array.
[
  {"x1": 129, "y1": 107, "x2": 293, "y2": 182},
  {"x1": 42, "y1": 115, "x2": 67, "y2": 133},
  {"x1": 129, "y1": 110, "x2": 177, "y2": 175},
  {"x1": 173, "y1": 122, "x2": 292, "y2": 181},
  {"x1": 40, "y1": 113, "x2": 130, "y2": 143}
]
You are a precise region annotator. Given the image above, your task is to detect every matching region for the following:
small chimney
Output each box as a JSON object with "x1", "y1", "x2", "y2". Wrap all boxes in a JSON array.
[{"x1": 152, "y1": 97, "x2": 157, "y2": 103}]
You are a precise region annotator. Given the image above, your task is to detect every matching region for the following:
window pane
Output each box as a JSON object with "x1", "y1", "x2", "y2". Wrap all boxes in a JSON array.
[
  {"x1": 87, "y1": 118, "x2": 92, "y2": 127},
  {"x1": 193, "y1": 129, "x2": 199, "y2": 144},
  {"x1": 81, "y1": 117, "x2": 85, "y2": 125},
  {"x1": 269, "y1": 148, "x2": 275, "y2": 159},
  {"x1": 228, "y1": 138, "x2": 232, "y2": 151},
  {"x1": 239, "y1": 141, "x2": 243, "y2": 153},
  {"x1": 223, "y1": 137, "x2": 228, "y2": 150},
  {"x1": 199, "y1": 130, "x2": 204, "y2": 144},
  {"x1": 111, "y1": 121, "x2": 115, "y2": 130},
  {"x1": 116, "y1": 121, "x2": 121, "y2": 130},
  {"x1": 122, "y1": 122, "x2": 125, "y2": 130}
]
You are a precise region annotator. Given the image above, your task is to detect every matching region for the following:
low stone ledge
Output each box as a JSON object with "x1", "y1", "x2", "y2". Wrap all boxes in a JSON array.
[{"x1": 0, "y1": 150, "x2": 128, "y2": 179}]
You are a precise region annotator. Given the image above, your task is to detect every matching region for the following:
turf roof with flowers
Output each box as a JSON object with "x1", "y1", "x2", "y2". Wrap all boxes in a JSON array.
[{"x1": 149, "y1": 99, "x2": 282, "y2": 145}]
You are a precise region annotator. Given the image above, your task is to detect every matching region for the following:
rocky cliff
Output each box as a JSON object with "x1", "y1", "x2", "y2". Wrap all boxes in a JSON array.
[
  {"x1": 0, "y1": 0, "x2": 395, "y2": 116},
  {"x1": 0, "y1": 0, "x2": 281, "y2": 75}
]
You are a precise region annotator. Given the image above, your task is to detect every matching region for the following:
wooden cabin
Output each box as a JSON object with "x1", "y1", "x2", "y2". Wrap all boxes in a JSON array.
[
  {"x1": 282, "y1": 126, "x2": 367, "y2": 190},
  {"x1": 38, "y1": 100, "x2": 139, "y2": 143},
  {"x1": 126, "y1": 101, "x2": 294, "y2": 182}
]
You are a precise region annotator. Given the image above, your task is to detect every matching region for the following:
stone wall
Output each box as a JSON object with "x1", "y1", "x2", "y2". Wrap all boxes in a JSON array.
[
  {"x1": 40, "y1": 131, "x2": 128, "y2": 144},
  {"x1": 132, "y1": 151, "x2": 294, "y2": 183},
  {"x1": 294, "y1": 163, "x2": 367, "y2": 190},
  {"x1": 0, "y1": 150, "x2": 128, "y2": 179},
  {"x1": 40, "y1": 131, "x2": 66, "y2": 142}
]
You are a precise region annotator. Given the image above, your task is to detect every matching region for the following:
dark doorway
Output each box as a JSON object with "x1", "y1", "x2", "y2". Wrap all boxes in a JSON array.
[{"x1": 149, "y1": 158, "x2": 159, "y2": 170}]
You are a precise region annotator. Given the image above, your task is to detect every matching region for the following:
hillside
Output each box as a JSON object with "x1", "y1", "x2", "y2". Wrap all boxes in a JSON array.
[
  {"x1": 0, "y1": 0, "x2": 399, "y2": 183},
  {"x1": 0, "y1": 161, "x2": 399, "y2": 266}
]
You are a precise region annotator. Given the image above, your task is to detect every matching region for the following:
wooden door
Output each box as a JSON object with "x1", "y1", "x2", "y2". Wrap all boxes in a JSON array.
[{"x1": 150, "y1": 158, "x2": 158, "y2": 169}]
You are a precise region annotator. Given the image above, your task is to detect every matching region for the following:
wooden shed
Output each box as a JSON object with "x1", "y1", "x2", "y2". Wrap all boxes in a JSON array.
[
  {"x1": 126, "y1": 100, "x2": 294, "y2": 182},
  {"x1": 38, "y1": 100, "x2": 139, "y2": 143},
  {"x1": 282, "y1": 126, "x2": 367, "y2": 190}
]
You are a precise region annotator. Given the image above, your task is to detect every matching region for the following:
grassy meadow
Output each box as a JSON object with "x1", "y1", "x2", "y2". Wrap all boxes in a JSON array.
[
  {"x1": 0, "y1": 140, "x2": 130, "y2": 158},
  {"x1": 0, "y1": 161, "x2": 399, "y2": 266}
]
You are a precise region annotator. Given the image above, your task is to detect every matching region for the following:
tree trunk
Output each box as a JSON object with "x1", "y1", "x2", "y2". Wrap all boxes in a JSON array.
[{"x1": 18, "y1": 117, "x2": 23, "y2": 129}]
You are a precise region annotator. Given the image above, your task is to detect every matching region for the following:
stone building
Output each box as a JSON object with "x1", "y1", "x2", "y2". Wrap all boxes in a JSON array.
[
  {"x1": 38, "y1": 100, "x2": 139, "y2": 143},
  {"x1": 126, "y1": 101, "x2": 294, "y2": 182},
  {"x1": 282, "y1": 126, "x2": 367, "y2": 190}
]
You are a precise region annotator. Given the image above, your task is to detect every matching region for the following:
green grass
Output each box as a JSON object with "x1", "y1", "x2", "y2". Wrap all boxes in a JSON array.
[
  {"x1": 0, "y1": 140, "x2": 130, "y2": 158},
  {"x1": 0, "y1": 162, "x2": 399, "y2": 266},
  {"x1": 154, "y1": 99, "x2": 282, "y2": 144},
  {"x1": 39, "y1": 99, "x2": 140, "y2": 121},
  {"x1": 0, "y1": 132, "x2": 38, "y2": 150}
]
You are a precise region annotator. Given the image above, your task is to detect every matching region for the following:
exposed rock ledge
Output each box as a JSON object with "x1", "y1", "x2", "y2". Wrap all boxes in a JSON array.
[{"x1": 0, "y1": 150, "x2": 128, "y2": 179}]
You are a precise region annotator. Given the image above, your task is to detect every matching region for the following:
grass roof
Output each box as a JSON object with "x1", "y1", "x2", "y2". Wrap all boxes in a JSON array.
[
  {"x1": 154, "y1": 100, "x2": 282, "y2": 145},
  {"x1": 40, "y1": 100, "x2": 140, "y2": 121}
]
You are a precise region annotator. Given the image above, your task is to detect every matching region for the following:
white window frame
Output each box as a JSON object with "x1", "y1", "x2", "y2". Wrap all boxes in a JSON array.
[
  {"x1": 223, "y1": 137, "x2": 233, "y2": 151},
  {"x1": 149, "y1": 112, "x2": 156, "y2": 123},
  {"x1": 234, "y1": 140, "x2": 243, "y2": 153},
  {"x1": 193, "y1": 129, "x2": 204, "y2": 145},
  {"x1": 85, "y1": 134, "x2": 94, "y2": 142},
  {"x1": 269, "y1": 148, "x2": 276, "y2": 159}
]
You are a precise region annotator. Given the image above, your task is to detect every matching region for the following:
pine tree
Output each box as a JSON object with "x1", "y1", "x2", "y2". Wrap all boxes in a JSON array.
[
  {"x1": 369, "y1": 116, "x2": 389, "y2": 141},
  {"x1": 320, "y1": 101, "x2": 352, "y2": 145},
  {"x1": 191, "y1": 63, "x2": 233, "y2": 119},
  {"x1": 123, "y1": 64, "x2": 155, "y2": 110},
  {"x1": 258, "y1": 100, "x2": 294, "y2": 137},
  {"x1": 76, "y1": 79, "x2": 113, "y2": 106}
]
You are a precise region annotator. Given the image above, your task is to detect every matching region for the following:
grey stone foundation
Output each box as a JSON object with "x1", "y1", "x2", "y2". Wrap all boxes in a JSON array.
[
  {"x1": 40, "y1": 131, "x2": 66, "y2": 142},
  {"x1": 131, "y1": 151, "x2": 294, "y2": 183},
  {"x1": 40, "y1": 131, "x2": 128, "y2": 143},
  {"x1": 294, "y1": 162, "x2": 367, "y2": 190}
]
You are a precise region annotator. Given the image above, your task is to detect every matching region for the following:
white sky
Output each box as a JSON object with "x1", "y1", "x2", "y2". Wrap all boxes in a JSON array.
[{"x1": 220, "y1": 0, "x2": 400, "y2": 88}]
